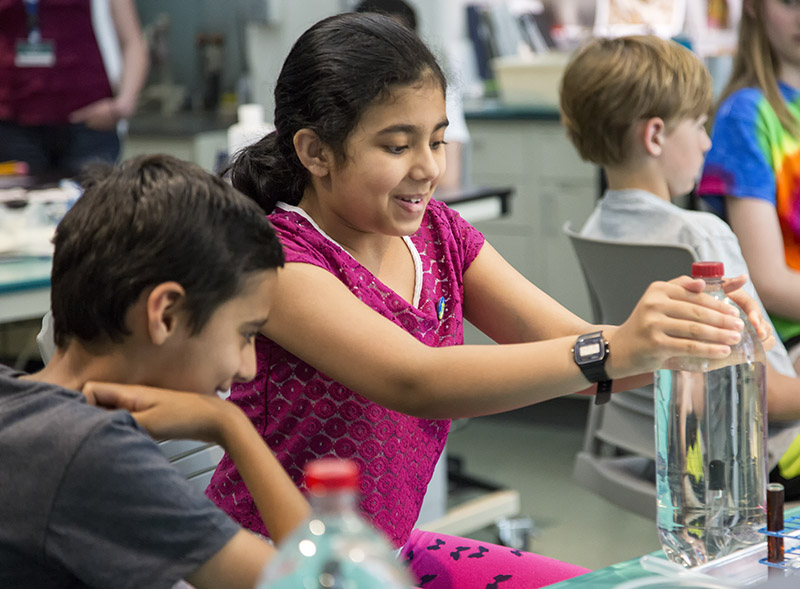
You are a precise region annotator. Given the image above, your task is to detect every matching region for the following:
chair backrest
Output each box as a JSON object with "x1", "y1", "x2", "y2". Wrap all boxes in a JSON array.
[
  {"x1": 563, "y1": 221, "x2": 698, "y2": 519},
  {"x1": 159, "y1": 439, "x2": 224, "y2": 493},
  {"x1": 563, "y1": 221, "x2": 697, "y2": 325}
]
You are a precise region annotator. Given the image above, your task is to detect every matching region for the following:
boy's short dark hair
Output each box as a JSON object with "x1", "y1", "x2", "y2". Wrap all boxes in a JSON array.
[
  {"x1": 51, "y1": 154, "x2": 284, "y2": 348},
  {"x1": 559, "y1": 35, "x2": 712, "y2": 166}
]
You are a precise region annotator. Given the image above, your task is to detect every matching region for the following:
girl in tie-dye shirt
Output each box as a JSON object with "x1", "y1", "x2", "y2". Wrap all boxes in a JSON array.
[{"x1": 699, "y1": 0, "x2": 800, "y2": 360}]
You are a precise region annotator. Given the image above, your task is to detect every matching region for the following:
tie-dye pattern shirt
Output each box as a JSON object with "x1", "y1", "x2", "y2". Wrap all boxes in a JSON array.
[{"x1": 699, "y1": 82, "x2": 800, "y2": 340}]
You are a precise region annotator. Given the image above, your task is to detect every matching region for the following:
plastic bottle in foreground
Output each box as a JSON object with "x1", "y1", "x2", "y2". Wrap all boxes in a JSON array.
[
  {"x1": 654, "y1": 261, "x2": 767, "y2": 567},
  {"x1": 257, "y1": 458, "x2": 415, "y2": 588}
]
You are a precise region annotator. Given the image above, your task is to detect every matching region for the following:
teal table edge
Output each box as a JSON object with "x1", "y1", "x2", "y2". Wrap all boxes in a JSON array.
[
  {"x1": 547, "y1": 505, "x2": 800, "y2": 588},
  {"x1": 546, "y1": 551, "x2": 670, "y2": 588},
  {"x1": 0, "y1": 257, "x2": 52, "y2": 294},
  {"x1": 464, "y1": 98, "x2": 561, "y2": 122}
]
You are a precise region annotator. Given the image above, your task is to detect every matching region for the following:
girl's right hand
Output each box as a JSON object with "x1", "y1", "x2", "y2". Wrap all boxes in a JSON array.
[{"x1": 605, "y1": 276, "x2": 745, "y2": 379}]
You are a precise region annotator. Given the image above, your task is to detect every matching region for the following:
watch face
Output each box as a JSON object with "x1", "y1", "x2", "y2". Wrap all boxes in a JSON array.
[{"x1": 575, "y1": 337, "x2": 605, "y2": 364}]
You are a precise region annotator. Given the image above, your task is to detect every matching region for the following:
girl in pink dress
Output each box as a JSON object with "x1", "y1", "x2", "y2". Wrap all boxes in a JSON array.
[{"x1": 207, "y1": 13, "x2": 768, "y2": 587}]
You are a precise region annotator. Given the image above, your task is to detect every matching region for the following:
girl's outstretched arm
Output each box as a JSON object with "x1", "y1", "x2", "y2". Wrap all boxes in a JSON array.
[{"x1": 262, "y1": 242, "x2": 748, "y2": 420}]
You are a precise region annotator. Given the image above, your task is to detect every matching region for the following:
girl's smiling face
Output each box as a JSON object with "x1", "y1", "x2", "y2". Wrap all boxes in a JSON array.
[{"x1": 316, "y1": 80, "x2": 449, "y2": 239}]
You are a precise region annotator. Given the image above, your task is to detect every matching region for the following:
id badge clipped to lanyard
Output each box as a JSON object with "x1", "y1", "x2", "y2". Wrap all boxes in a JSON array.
[{"x1": 14, "y1": 0, "x2": 55, "y2": 67}]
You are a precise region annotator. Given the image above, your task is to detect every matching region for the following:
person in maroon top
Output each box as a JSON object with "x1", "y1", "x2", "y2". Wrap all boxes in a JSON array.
[{"x1": 0, "y1": 0, "x2": 148, "y2": 177}]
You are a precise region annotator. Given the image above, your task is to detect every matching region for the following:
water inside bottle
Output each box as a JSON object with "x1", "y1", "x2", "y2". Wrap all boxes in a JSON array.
[{"x1": 654, "y1": 361, "x2": 767, "y2": 568}]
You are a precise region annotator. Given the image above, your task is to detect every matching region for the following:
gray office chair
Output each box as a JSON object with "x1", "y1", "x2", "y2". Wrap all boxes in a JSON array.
[
  {"x1": 563, "y1": 221, "x2": 697, "y2": 519},
  {"x1": 158, "y1": 439, "x2": 225, "y2": 492}
]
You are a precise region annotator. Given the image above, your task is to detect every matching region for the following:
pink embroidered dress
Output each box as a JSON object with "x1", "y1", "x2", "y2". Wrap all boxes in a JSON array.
[{"x1": 207, "y1": 198, "x2": 485, "y2": 547}]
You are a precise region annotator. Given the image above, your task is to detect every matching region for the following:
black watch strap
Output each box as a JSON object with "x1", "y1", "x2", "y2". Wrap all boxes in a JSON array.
[
  {"x1": 595, "y1": 379, "x2": 612, "y2": 405},
  {"x1": 581, "y1": 359, "x2": 611, "y2": 384}
]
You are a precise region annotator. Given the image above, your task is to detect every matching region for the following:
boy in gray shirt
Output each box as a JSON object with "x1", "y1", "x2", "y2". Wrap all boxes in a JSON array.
[{"x1": 0, "y1": 154, "x2": 309, "y2": 588}]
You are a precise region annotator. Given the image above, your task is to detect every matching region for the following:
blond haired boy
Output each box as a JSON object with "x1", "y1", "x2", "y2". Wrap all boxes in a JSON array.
[{"x1": 559, "y1": 34, "x2": 800, "y2": 495}]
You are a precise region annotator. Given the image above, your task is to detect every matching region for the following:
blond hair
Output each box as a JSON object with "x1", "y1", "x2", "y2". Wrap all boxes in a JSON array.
[
  {"x1": 715, "y1": 0, "x2": 799, "y2": 136},
  {"x1": 559, "y1": 35, "x2": 712, "y2": 166}
]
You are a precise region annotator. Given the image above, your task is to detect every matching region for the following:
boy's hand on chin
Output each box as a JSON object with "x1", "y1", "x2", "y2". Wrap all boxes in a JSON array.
[{"x1": 82, "y1": 381, "x2": 232, "y2": 443}]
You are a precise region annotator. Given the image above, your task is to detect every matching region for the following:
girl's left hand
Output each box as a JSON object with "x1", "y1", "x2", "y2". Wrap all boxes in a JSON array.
[{"x1": 722, "y1": 274, "x2": 775, "y2": 350}]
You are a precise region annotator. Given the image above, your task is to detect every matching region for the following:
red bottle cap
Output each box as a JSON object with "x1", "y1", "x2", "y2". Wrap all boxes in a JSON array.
[
  {"x1": 304, "y1": 458, "x2": 359, "y2": 493},
  {"x1": 691, "y1": 261, "x2": 724, "y2": 278}
]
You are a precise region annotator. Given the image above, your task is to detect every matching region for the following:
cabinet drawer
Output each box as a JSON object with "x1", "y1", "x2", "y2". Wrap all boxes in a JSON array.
[
  {"x1": 468, "y1": 122, "x2": 529, "y2": 176},
  {"x1": 529, "y1": 128, "x2": 596, "y2": 181}
]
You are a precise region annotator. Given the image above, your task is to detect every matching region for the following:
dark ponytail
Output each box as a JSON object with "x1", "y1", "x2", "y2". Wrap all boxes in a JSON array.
[
  {"x1": 228, "y1": 12, "x2": 446, "y2": 214},
  {"x1": 227, "y1": 131, "x2": 306, "y2": 214}
]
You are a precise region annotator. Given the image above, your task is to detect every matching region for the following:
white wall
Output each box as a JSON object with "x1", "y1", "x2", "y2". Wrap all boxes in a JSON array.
[{"x1": 245, "y1": 0, "x2": 343, "y2": 119}]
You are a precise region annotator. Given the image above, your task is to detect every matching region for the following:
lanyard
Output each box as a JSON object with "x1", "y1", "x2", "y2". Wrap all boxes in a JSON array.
[{"x1": 23, "y1": 0, "x2": 41, "y2": 44}]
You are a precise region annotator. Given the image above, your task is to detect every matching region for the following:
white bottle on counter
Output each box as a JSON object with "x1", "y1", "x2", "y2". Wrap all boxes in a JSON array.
[{"x1": 227, "y1": 103, "x2": 274, "y2": 163}]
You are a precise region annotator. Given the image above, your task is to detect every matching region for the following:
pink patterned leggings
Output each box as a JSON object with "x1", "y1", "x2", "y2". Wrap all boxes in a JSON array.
[{"x1": 402, "y1": 529, "x2": 591, "y2": 588}]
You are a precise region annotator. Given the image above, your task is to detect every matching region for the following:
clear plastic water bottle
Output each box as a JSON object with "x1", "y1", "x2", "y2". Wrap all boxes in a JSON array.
[
  {"x1": 257, "y1": 458, "x2": 415, "y2": 588},
  {"x1": 654, "y1": 261, "x2": 767, "y2": 567}
]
